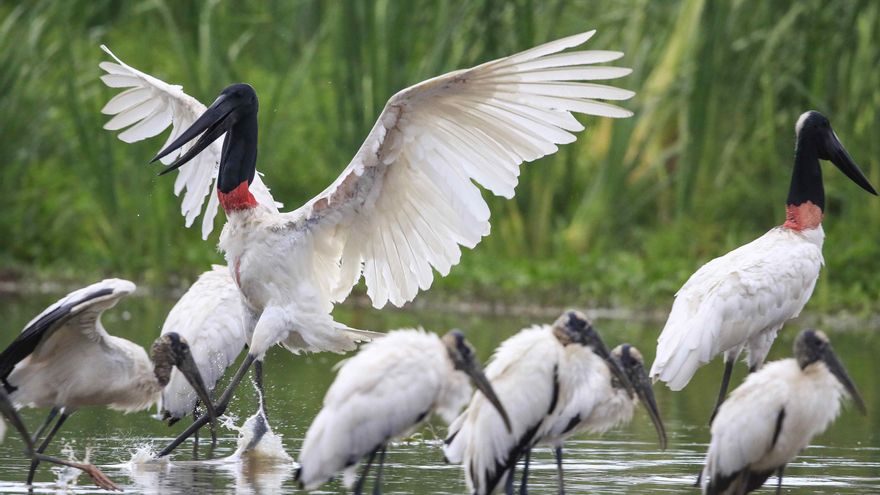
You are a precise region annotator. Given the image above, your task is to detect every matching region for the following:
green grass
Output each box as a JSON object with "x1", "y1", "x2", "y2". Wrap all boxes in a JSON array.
[{"x1": 2, "y1": 0, "x2": 879, "y2": 313}]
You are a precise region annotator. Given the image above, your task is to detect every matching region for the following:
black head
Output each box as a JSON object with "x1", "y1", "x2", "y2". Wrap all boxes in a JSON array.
[
  {"x1": 151, "y1": 83, "x2": 260, "y2": 191},
  {"x1": 441, "y1": 330, "x2": 511, "y2": 432},
  {"x1": 552, "y1": 310, "x2": 634, "y2": 392},
  {"x1": 790, "y1": 111, "x2": 876, "y2": 207},
  {"x1": 794, "y1": 329, "x2": 866, "y2": 415},
  {"x1": 611, "y1": 344, "x2": 667, "y2": 449}
]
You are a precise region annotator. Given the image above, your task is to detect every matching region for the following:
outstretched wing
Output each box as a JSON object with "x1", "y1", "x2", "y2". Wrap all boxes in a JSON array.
[
  {"x1": 159, "y1": 265, "x2": 249, "y2": 421},
  {"x1": 0, "y1": 279, "x2": 135, "y2": 387},
  {"x1": 287, "y1": 30, "x2": 634, "y2": 308},
  {"x1": 98, "y1": 46, "x2": 281, "y2": 239}
]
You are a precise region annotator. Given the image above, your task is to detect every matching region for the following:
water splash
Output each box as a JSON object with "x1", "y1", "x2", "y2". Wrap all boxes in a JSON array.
[
  {"x1": 229, "y1": 412, "x2": 293, "y2": 462},
  {"x1": 49, "y1": 443, "x2": 90, "y2": 488}
]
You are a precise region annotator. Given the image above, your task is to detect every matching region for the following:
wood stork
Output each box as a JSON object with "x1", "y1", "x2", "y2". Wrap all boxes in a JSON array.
[
  {"x1": 98, "y1": 30, "x2": 635, "y2": 452},
  {"x1": 0, "y1": 279, "x2": 217, "y2": 483},
  {"x1": 295, "y1": 329, "x2": 510, "y2": 493},
  {"x1": 650, "y1": 111, "x2": 877, "y2": 420},
  {"x1": 443, "y1": 310, "x2": 639, "y2": 495},
  {"x1": 700, "y1": 329, "x2": 866, "y2": 494},
  {"x1": 157, "y1": 265, "x2": 249, "y2": 449},
  {"x1": 0, "y1": 388, "x2": 119, "y2": 491}
]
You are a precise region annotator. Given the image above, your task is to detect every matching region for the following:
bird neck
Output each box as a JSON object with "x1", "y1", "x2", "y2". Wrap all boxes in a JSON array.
[
  {"x1": 217, "y1": 113, "x2": 258, "y2": 212},
  {"x1": 783, "y1": 140, "x2": 824, "y2": 231}
]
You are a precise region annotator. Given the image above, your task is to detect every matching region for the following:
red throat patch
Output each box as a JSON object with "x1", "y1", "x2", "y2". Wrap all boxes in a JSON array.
[
  {"x1": 218, "y1": 181, "x2": 257, "y2": 212},
  {"x1": 783, "y1": 201, "x2": 823, "y2": 231}
]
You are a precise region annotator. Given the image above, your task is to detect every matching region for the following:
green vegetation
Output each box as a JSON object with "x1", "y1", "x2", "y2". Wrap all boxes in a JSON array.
[{"x1": 2, "y1": 0, "x2": 879, "y2": 312}]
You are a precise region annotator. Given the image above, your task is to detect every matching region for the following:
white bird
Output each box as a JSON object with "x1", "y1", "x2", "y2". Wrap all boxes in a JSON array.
[
  {"x1": 700, "y1": 329, "x2": 866, "y2": 494},
  {"x1": 157, "y1": 265, "x2": 249, "y2": 445},
  {"x1": 0, "y1": 388, "x2": 119, "y2": 491},
  {"x1": 295, "y1": 329, "x2": 510, "y2": 493},
  {"x1": 0, "y1": 279, "x2": 217, "y2": 483},
  {"x1": 98, "y1": 30, "x2": 635, "y2": 451},
  {"x1": 444, "y1": 311, "x2": 647, "y2": 495},
  {"x1": 650, "y1": 111, "x2": 877, "y2": 419}
]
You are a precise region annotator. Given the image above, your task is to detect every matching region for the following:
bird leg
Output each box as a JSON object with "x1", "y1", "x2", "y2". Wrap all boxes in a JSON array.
[
  {"x1": 504, "y1": 464, "x2": 516, "y2": 495},
  {"x1": 157, "y1": 353, "x2": 256, "y2": 457},
  {"x1": 775, "y1": 464, "x2": 785, "y2": 494},
  {"x1": 31, "y1": 407, "x2": 60, "y2": 444},
  {"x1": 555, "y1": 446, "x2": 565, "y2": 495},
  {"x1": 709, "y1": 359, "x2": 735, "y2": 425},
  {"x1": 27, "y1": 411, "x2": 71, "y2": 485},
  {"x1": 519, "y1": 448, "x2": 531, "y2": 495},
  {"x1": 191, "y1": 402, "x2": 201, "y2": 458},
  {"x1": 354, "y1": 446, "x2": 379, "y2": 495},
  {"x1": 372, "y1": 445, "x2": 387, "y2": 495},
  {"x1": 253, "y1": 359, "x2": 269, "y2": 422}
]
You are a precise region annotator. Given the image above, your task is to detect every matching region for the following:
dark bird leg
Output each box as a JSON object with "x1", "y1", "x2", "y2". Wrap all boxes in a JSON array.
[
  {"x1": 519, "y1": 448, "x2": 531, "y2": 495},
  {"x1": 555, "y1": 446, "x2": 565, "y2": 495},
  {"x1": 709, "y1": 358, "x2": 735, "y2": 424},
  {"x1": 354, "y1": 447, "x2": 379, "y2": 495},
  {"x1": 253, "y1": 360, "x2": 269, "y2": 422},
  {"x1": 158, "y1": 354, "x2": 256, "y2": 457},
  {"x1": 27, "y1": 411, "x2": 71, "y2": 485},
  {"x1": 31, "y1": 407, "x2": 59, "y2": 444},
  {"x1": 775, "y1": 465, "x2": 785, "y2": 494},
  {"x1": 372, "y1": 445, "x2": 387, "y2": 495}
]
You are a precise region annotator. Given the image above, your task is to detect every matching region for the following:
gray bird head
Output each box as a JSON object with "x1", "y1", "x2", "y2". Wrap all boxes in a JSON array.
[
  {"x1": 442, "y1": 330, "x2": 511, "y2": 432},
  {"x1": 794, "y1": 329, "x2": 866, "y2": 415},
  {"x1": 150, "y1": 332, "x2": 219, "y2": 430},
  {"x1": 552, "y1": 310, "x2": 633, "y2": 392},
  {"x1": 611, "y1": 344, "x2": 667, "y2": 449}
]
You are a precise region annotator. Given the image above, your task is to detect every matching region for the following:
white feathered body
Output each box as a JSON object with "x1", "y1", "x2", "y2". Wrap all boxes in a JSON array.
[
  {"x1": 159, "y1": 265, "x2": 248, "y2": 420},
  {"x1": 651, "y1": 226, "x2": 824, "y2": 390},
  {"x1": 701, "y1": 358, "x2": 846, "y2": 494},
  {"x1": 296, "y1": 330, "x2": 470, "y2": 490},
  {"x1": 445, "y1": 325, "x2": 565, "y2": 494},
  {"x1": 540, "y1": 346, "x2": 633, "y2": 447},
  {"x1": 6, "y1": 280, "x2": 164, "y2": 413}
]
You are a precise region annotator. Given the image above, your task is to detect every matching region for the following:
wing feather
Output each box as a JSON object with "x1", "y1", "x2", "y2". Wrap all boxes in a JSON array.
[
  {"x1": 98, "y1": 45, "x2": 281, "y2": 239},
  {"x1": 288, "y1": 30, "x2": 633, "y2": 308}
]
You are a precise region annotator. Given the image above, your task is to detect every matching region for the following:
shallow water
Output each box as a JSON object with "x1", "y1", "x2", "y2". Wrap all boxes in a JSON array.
[{"x1": 0, "y1": 291, "x2": 878, "y2": 493}]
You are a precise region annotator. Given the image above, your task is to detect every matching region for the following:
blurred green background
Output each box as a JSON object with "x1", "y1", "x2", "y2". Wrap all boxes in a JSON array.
[{"x1": 2, "y1": 0, "x2": 879, "y2": 312}]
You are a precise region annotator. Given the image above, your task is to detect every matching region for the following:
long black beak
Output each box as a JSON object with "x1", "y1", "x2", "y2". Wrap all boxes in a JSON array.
[
  {"x1": 632, "y1": 369, "x2": 667, "y2": 450},
  {"x1": 824, "y1": 129, "x2": 877, "y2": 195},
  {"x1": 822, "y1": 348, "x2": 867, "y2": 415},
  {"x1": 176, "y1": 351, "x2": 220, "y2": 433},
  {"x1": 151, "y1": 93, "x2": 235, "y2": 175},
  {"x1": 464, "y1": 363, "x2": 512, "y2": 433}
]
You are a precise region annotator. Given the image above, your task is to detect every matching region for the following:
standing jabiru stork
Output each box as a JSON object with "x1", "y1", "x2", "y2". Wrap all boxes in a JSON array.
[
  {"x1": 700, "y1": 329, "x2": 866, "y2": 494},
  {"x1": 98, "y1": 30, "x2": 636, "y2": 454},
  {"x1": 296, "y1": 329, "x2": 510, "y2": 493},
  {"x1": 0, "y1": 279, "x2": 217, "y2": 483},
  {"x1": 0, "y1": 388, "x2": 119, "y2": 491},
  {"x1": 650, "y1": 111, "x2": 876, "y2": 421},
  {"x1": 443, "y1": 311, "x2": 634, "y2": 494}
]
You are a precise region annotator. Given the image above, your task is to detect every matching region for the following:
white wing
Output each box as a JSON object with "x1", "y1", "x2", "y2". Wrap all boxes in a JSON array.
[
  {"x1": 650, "y1": 228, "x2": 824, "y2": 390},
  {"x1": 297, "y1": 330, "x2": 447, "y2": 490},
  {"x1": 285, "y1": 30, "x2": 634, "y2": 308},
  {"x1": 98, "y1": 46, "x2": 281, "y2": 239},
  {"x1": 159, "y1": 265, "x2": 249, "y2": 421}
]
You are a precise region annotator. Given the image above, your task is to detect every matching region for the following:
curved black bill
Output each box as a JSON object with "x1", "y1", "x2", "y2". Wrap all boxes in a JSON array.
[
  {"x1": 151, "y1": 94, "x2": 235, "y2": 175},
  {"x1": 176, "y1": 351, "x2": 220, "y2": 433},
  {"x1": 465, "y1": 364, "x2": 512, "y2": 433},
  {"x1": 632, "y1": 370, "x2": 667, "y2": 449},
  {"x1": 825, "y1": 130, "x2": 877, "y2": 195},
  {"x1": 823, "y1": 348, "x2": 867, "y2": 415}
]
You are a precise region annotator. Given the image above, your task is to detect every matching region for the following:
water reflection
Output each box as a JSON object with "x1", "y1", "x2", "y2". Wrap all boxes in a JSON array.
[{"x1": 0, "y1": 292, "x2": 877, "y2": 493}]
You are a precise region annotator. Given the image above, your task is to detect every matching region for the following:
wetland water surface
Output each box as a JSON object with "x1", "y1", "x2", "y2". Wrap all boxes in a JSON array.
[{"x1": 0, "y1": 292, "x2": 878, "y2": 494}]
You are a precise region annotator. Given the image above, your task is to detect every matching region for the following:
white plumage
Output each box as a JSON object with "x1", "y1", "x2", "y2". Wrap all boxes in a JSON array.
[
  {"x1": 296, "y1": 329, "x2": 506, "y2": 492},
  {"x1": 700, "y1": 330, "x2": 865, "y2": 494},
  {"x1": 651, "y1": 226, "x2": 824, "y2": 391},
  {"x1": 444, "y1": 311, "x2": 650, "y2": 494},
  {"x1": 158, "y1": 265, "x2": 248, "y2": 422}
]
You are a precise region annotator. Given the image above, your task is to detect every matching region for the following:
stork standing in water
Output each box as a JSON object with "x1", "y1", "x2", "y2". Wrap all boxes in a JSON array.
[
  {"x1": 444, "y1": 311, "x2": 657, "y2": 495},
  {"x1": 700, "y1": 329, "x2": 865, "y2": 494},
  {"x1": 0, "y1": 388, "x2": 119, "y2": 491},
  {"x1": 99, "y1": 30, "x2": 635, "y2": 453},
  {"x1": 650, "y1": 111, "x2": 876, "y2": 420},
  {"x1": 0, "y1": 279, "x2": 217, "y2": 483},
  {"x1": 296, "y1": 329, "x2": 510, "y2": 493}
]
